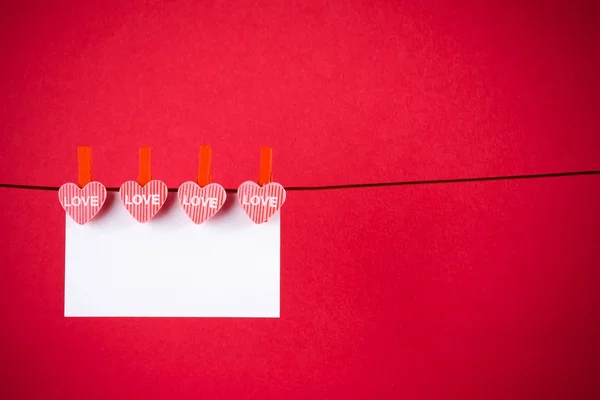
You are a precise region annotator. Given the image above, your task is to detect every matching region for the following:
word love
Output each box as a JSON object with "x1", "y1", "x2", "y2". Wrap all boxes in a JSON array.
[
  {"x1": 241, "y1": 195, "x2": 278, "y2": 207},
  {"x1": 58, "y1": 182, "x2": 107, "y2": 225},
  {"x1": 181, "y1": 195, "x2": 218, "y2": 208},
  {"x1": 177, "y1": 182, "x2": 226, "y2": 224},
  {"x1": 120, "y1": 180, "x2": 168, "y2": 223},
  {"x1": 123, "y1": 194, "x2": 162, "y2": 205},
  {"x1": 63, "y1": 196, "x2": 100, "y2": 207},
  {"x1": 237, "y1": 181, "x2": 286, "y2": 224}
]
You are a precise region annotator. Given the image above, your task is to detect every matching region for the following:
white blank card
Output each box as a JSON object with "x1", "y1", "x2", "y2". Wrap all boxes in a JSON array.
[{"x1": 64, "y1": 193, "x2": 280, "y2": 317}]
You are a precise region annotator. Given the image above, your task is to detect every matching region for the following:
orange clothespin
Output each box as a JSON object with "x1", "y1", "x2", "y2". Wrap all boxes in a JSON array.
[
  {"x1": 119, "y1": 147, "x2": 168, "y2": 223},
  {"x1": 258, "y1": 147, "x2": 273, "y2": 186},
  {"x1": 58, "y1": 146, "x2": 107, "y2": 225},
  {"x1": 138, "y1": 146, "x2": 152, "y2": 186},
  {"x1": 177, "y1": 145, "x2": 227, "y2": 224},
  {"x1": 237, "y1": 147, "x2": 286, "y2": 224},
  {"x1": 77, "y1": 146, "x2": 93, "y2": 188},
  {"x1": 197, "y1": 145, "x2": 212, "y2": 187}
]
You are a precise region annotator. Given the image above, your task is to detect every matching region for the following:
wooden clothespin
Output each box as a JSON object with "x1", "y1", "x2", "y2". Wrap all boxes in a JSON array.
[
  {"x1": 138, "y1": 146, "x2": 152, "y2": 186},
  {"x1": 197, "y1": 145, "x2": 212, "y2": 187},
  {"x1": 119, "y1": 146, "x2": 168, "y2": 223},
  {"x1": 58, "y1": 146, "x2": 107, "y2": 225},
  {"x1": 77, "y1": 146, "x2": 93, "y2": 188},
  {"x1": 258, "y1": 147, "x2": 273, "y2": 186},
  {"x1": 177, "y1": 145, "x2": 227, "y2": 224},
  {"x1": 237, "y1": 147, "x2": 286, "y2": 224}
]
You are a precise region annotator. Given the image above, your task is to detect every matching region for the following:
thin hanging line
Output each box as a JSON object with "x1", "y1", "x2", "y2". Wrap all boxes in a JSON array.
[{"x1": 0, "y1": 170, "x2": 598, "y2": 193}]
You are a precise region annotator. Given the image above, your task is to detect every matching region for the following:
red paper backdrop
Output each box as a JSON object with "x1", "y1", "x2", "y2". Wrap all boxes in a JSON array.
[{"x1": 1, "y1": 0, "x2": 599, "y2": 398}]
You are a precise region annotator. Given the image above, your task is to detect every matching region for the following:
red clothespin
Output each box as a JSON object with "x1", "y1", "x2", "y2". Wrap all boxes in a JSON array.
[
  {"x1": 177, "y1": 145, "x2": 227, "y2": 224},
  {"x1": 119, "y1": 147, "x2": 168, "y2": 223},
  {"x1": 237, "y1": 147, "x2": 286, "y2": 224},
  {"x1": 138, "y1": 146, "x2": 152, "y2": 186},
  {"x1": 258, "y1": 146, "x2": 273, "y2": 186},
  {"x1": 197, "y1": 145, "x2": 212, "y2": 187},
  {"x1": 77, "y1": 146, "x2": 93, "y2": 188},
  {"x1": 58, "y1": 146, "x2": 107, "y2": 225}
]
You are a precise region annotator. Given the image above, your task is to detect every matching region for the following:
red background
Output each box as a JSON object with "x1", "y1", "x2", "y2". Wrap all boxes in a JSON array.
[{"x1": 1, "y1": 0, "x2": 599, "y2": 398}]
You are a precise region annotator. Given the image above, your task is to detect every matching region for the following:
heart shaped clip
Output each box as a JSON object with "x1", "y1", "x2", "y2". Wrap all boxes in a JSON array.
[
  {"x1": 237, "y1": 147, "x2": 286, "y2": 224},
  {"x1": 58, "y1": 146, "x2": 107, "y2": 225},
  {"x1": 119, "y1": 147, "x2": 168, "y2": 223},
  {"x1": 177, "y1": 146, "x2": 227, "y2": 224}
]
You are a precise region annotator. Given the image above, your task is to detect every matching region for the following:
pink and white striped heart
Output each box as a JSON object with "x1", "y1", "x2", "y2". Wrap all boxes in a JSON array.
[
  {"x1": 237, "y1": 181, "x2": 286, "y2": 224},
  {"x1": 119, "y1": 180, "x2": 168, "y2": 223},
  {"x1": 58, "y1": 182, "x2": 107, "y2": 225},
  {"x1": 177, "y1": 182, "x2": 227, "y2": 224}
]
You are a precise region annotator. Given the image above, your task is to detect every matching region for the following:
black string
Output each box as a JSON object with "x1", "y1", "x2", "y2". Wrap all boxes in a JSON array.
[{"x1": 0, "y1": 170, "x2": 598, "y2": 193}]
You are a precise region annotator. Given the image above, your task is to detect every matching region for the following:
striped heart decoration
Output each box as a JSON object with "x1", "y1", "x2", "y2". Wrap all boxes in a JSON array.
[
  {"x1": 119, "y1": 180, "x2": 168, "y2": 223},
  {"x1": 237, "y1": 181, "x2": 286, "y2": 224},
  {"x1": 58, "y1": 182, "x2": 107, "y2": 225},
  {"x1": 177, "y1": 182, "x2": 227, "y2": 224}
]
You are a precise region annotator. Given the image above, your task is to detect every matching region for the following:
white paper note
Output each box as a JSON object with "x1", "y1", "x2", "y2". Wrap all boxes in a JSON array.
[{"x1": 64, "y1": 193, "x2": 280, "y2": 317}]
